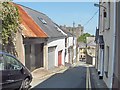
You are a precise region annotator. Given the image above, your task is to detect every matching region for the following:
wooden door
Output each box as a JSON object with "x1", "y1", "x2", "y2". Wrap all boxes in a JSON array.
[{"x1": 58, "y1": 51, "x2": 62, "y2": 66}]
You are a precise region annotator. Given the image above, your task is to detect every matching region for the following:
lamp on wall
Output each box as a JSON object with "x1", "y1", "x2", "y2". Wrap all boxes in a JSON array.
[
  {"x1": 94, "y1": 3, "x2": 107, "y2": 18},
  {"x1": 94, "y1": 3, "x2": 106, "y2": 9}
]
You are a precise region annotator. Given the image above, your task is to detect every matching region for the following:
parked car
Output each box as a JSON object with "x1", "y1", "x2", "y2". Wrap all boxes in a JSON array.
[{"x1": 0, "y1": 52, "x2": 32, "y2": 90}]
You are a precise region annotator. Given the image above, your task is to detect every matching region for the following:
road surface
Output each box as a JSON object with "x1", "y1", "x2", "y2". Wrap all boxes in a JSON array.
[{"x1": 33, "y1": 65, "x2": 87, "y2": 88}]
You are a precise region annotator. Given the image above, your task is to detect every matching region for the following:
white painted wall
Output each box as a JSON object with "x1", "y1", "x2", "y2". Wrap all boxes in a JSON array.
[
  {"x1": 65, "y1": 36, "x2": 73, "y2": 63},
  {"x1": 68, "y1": 37, "x2": 73, "y2": 47},
  {"x1": 48, "y1": 37, "x2": 65, "y2": 66},
  {"x1": 73, "y1": 37, "x2": 77, "y2": 62},
  {"x1": 97, "y1": 1, "x2": 104, "y2": 75},
  {"x1": 98, "y1": 2, "x2": 116, "y2": 88}
]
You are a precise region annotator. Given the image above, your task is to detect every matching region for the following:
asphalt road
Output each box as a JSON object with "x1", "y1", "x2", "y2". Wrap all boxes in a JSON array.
[{"x1": 33, "y1": 66, "x2": 87, "y2": 88}]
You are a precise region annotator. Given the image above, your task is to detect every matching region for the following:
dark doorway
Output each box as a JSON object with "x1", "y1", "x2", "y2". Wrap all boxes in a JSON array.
[
  {"x1": 35, "y1": 43, "x2": 44, "y2": 68},
  {"x1": 25, "y1": 44, "x2": 31, "y2": 71},
  {"x1": 25, "y1": 43, "x2": 44, "y2": 71}
]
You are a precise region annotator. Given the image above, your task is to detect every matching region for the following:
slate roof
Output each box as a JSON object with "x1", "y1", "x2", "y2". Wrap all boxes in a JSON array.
[
  {"x1": 78, "y1": 42, "x2": 86, "y2": 48},
  {"x1": 20, "y1": 5, "x2": 65, "y2": 38},
  {"x1": 59, "y1": 27, "x2": 75, "y2": 37},
  {"x1": 17, "y1": 5, "x2": 48, "y2": 38},
  {"x1": 86, "y1": 37, "x2": 96, "y2": 47},
  {"x1": 58, "y1": 27, "x2": 73, "y2": 37},
  {"x1": 87, "y1": 41, "x2": 96, "y2": 47}
]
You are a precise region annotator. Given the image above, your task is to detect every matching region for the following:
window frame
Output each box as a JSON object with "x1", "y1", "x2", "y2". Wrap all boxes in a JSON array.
[
  {"x1": 0, "y1": 54, "x2": 5, "y2": 71},
  {"x1": 3, "y1": 54, "x2": 23, "y2": 71}
]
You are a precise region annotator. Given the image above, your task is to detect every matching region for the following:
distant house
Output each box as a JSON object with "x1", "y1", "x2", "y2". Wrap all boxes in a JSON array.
[
  {"x1": 16, "y1": 4, "x2": 66, "y2": 71},
  {"x1": 60, "y1": 26, "x2": 78, "y2": 65},
  {"x1": 78, "y1": 42, "x2": 86, "y2": 60},
  {"x1": 86, "y1": 37, "x2": 96, "y2": 65}
]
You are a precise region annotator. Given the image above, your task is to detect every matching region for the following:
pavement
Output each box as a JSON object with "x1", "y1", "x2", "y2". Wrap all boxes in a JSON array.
[
  {"x1": 89, "y1": 67, "x2": 108, "y2": 89},
  {"x1": 30, "y1": 61, "x2": 108, "y2": 89}
]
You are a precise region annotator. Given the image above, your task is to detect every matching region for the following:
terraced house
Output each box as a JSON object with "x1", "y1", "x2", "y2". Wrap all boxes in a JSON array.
[
  {"x1": 15, "y1": 4, "x2": 68, "y2": 71},
  {"x1": 95, "y1": 1, "x2": 120, "y2": 88}
]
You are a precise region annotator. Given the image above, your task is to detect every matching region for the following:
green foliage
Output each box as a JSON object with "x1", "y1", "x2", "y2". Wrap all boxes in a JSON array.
[
  {"x1": 77, "y1": 33, "x2": 93, "y2": 43},
  {"x1": 0, "y1": 2, "x2": 20, "y2": 55}
]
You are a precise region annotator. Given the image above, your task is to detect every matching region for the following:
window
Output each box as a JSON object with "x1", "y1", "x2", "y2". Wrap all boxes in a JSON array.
[
  {"x1": 104, "y1": 11, "x2": 107, "y2": 18},
  {"x1": 0, "y1": 55, "x2": 4, "y2": 70},
  {"x1": 105, "y1": 46, "x2": 109, "y2": 78},
  {"x1": 3, "y1": 55, "x2": 22, "y2": 70},
  {"x1": 38, "y1": 17, "x2": 47, "y2": 24},
  {"x1": 105, "y1": 2, "x2": 110, "y2": 30},
  {"x1": 65, "y1": 38, "x2": 67, "y2": 47}
]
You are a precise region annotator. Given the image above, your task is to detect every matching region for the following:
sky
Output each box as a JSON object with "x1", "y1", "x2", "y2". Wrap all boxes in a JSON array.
[{"x1": 14, "y1": 2, "x2": 99, "y2": 35}]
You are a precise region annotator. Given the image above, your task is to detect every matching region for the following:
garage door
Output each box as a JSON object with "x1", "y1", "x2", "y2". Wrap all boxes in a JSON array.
[{"x1": 48, "y1": 47, "x2": 56, "y2": 69}]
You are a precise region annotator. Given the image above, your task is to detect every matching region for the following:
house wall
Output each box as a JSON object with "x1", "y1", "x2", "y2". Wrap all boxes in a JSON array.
[
  {"x1": 98, "y1": 2, "x2": 116, "y2": 88},
  {"x1": 47, "y1": 37, "x2": 65, "y2": 67},
  {"x1": 79, "y1": 48, "x2": 86, "y2": 59},
  {"x1": 103, "y1": 2, "x2": 116, "y2": 88},
  {"x1": 76, "y1": 47, "x2": 80, "y2": 62},
  {"x1": 16, "y1": 29, "x2": 25, "y2": 65},
  {"x1": 97, "y1": 1, "x2": 104, "y2": 76},
  {"x1": 95, "y1": 44, "x2": 99, "y2": 69},
  {"x1": 73, "y1": 37, "x2": 77, "y2": 63},
  {"x1": 65, "y1": 37, "x2": 73, "y2": 63},
  {"x1": 65, "y1": 36, "x2": 73, "y2": 63},
  {"x1": 43, "y1": 42, "x2": 48, "y2": 70},
  {"x1": 112, "y1": 1, "x2": 120, "y2": 88},
  {"x1": 68, "y1": 37, "x2": 73, "y2": 47}
]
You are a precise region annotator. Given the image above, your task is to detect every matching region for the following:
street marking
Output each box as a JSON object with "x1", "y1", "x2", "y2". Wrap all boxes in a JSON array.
[
  {"x1": 86, "y1": 65, "x2": 91, "y2": 90},
  {"x1": 88, "y1": 67, "x2": 91, "y2": 89},
  {"x1": 86, "y1": 66, "x2": 89, "y2": 90}
]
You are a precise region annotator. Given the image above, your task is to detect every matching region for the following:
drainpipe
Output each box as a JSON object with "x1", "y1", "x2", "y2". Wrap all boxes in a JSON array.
[
  {"x1": 98, "y1": 45, "x2": 101, "y2": 74},
  {"x1": 99, "y1": 44, "x2": 104, "y2": 79},
  {"x1": 111, "y1": 1, "x2": 116, "y2": 88}
]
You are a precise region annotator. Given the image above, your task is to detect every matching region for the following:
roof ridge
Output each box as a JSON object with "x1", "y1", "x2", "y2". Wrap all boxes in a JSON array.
[
  {"x1": 17, "y1": 4, "x2": 46, "y2": 15},
  {"x1": 17, "y1": 3, "x2": 54, "y2": 22}
]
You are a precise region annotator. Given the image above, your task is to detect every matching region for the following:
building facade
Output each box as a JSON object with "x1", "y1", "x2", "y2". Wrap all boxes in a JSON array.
[
  {"x1": 15, "y1": 4, "x2": 67, "y2": 71},
  {"x1": 86, "y1": 37, "x2": 96, "y2": 66},
  {"x1": 95, "y1": 1, "x2": 120, "y2": 88},
  {"x1": 112, "y1": 1, "x2": 120, "y2": 88}
]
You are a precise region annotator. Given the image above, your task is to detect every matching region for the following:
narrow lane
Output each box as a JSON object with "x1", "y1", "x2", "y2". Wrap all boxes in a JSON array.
[{"x1": 33, "y1": 65, "x2": 87, "y2": 88}]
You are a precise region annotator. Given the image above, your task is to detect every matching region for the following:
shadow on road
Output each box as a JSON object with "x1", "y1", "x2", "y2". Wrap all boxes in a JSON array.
[{"x1": 32, "y1": 66, "x2": 87, "y2": 89}]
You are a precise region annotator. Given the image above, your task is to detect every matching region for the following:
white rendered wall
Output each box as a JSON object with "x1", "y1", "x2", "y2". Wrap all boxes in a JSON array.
[{"x1": 48, "y1": 37, "x2": 65, "y2": 66}]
